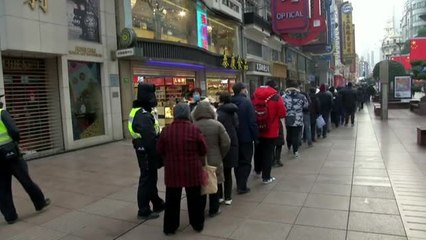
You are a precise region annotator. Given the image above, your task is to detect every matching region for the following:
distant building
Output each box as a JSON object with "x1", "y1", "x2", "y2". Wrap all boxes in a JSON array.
[{"x1": 401, "y1": 0, "x2": 426, "y2": 40}]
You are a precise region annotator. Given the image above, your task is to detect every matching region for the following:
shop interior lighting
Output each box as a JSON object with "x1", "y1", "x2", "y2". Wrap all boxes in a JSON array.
[{"x1": 178, "y1": 10, "x2": 186, "y2": 17}]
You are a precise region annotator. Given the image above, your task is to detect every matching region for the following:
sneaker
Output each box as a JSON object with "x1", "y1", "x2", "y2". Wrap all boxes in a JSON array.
[
  {"x1": 137, "y1": 211, "x2": 160, "y2": 221},
  {"x1": 224, "y1": 199, "x2": 232, "y2": 205},
  {"x1": 153, "y1": 202, "x2": 165, "y2": 213},
  {"x1": 36, "y1": 198, "x2": 51, "y2": 211},
  {"x1": 208, "y1": 210, "x2": 222, "y2": 218},
  {"x1": 219, "y1": 198, "x2": 225, "y2": 204},
  {"x1": 295, "y1": 152, "x2": 299, "y2": 158},
  {"x1": 237, "y1": 188, "x2": 251, "y2": 195},
  {"x1": 262, "y1": 177, "x2": 276, "y2": 184},
  {"x1": 6, "y1": 216, "x2": 18, "y2": 225}
]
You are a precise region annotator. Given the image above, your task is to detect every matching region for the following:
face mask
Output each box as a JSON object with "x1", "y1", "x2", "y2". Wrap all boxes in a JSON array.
[{"x1": 193, "y1": 93, "x2": 200, "y2": 102}]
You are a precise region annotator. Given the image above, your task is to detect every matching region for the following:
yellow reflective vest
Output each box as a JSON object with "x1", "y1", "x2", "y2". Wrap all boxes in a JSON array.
[
  {"x1": 128, "y1": 108, "x2": 160, "y2": 139},
  {"x1": 0, "y1": 109, "x2": 13, "y2": 146}
]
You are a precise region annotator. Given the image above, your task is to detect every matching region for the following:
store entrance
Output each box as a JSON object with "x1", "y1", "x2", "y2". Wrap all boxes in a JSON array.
[{"x1": 2, "y1": 57, "x2": 64, "y2": 159}]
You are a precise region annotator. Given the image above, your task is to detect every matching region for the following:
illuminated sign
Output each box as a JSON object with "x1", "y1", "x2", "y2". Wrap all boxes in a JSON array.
[
  {"x1": 197, "y1": 1, "x2": 209, "y2": 50},
  {"x1": 272, "y1": 0, "x2": 309, "y2": 33}
]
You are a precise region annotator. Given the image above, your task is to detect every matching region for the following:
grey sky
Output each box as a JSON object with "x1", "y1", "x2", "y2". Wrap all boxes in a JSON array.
[{"x1": 351, "y1": 0, "x2": 405, "y2": 63}]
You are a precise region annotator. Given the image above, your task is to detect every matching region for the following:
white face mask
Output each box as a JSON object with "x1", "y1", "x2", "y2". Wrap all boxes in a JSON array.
[{"x1": 241, "y1": 88, "x2": 248, "y2": 96}]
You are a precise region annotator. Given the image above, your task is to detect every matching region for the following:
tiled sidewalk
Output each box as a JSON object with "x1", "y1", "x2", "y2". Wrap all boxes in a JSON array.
[{"x1": 0, "y1": 106, "x2": 425, "y2": 240}]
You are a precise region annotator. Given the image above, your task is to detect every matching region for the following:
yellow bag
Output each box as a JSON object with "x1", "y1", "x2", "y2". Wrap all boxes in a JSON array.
[{"x1": 201, "y1": 157, "x2": 218, "y2": 195}]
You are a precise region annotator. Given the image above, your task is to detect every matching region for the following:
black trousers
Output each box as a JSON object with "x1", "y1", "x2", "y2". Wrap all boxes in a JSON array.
[
  {"x1": 0, "y1": 154, "x2": 46, "y2": 222},
  {"x1": 136, "y1": 150, "x2": 163, "y2": 216},
  {"x1": 218, "y1": 167, "x2": 232, "y2": 200},
  {"x1": 163, "y1": 186, "x2": 206, "y2": 234},
  {"x1": 274, "y1": 146, "x2": 282, "y2": 163},
  {"x1": 344, "y1": 107, "x2": 356, "y2": 125},
  {"x1": 286, "y1": 126, "x2": 303, "y2": 154},
  {"x1": 254, "y1": 138, "x2": 275, "y2": 180},
  {"x1": 310, "y1": 118, "x2": 317, "y2": 141},
  {"x1": 234, "y1": 142, "x2": 253, "y2": 191}
]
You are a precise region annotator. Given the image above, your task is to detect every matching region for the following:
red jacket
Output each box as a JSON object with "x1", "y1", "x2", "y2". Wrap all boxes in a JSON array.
[
  {"x1": 157, "y1": 119, "x2": 207, "y2": 187},
  {"x1": 252, "y1": 86, "x2": 287, "y2": 139}
]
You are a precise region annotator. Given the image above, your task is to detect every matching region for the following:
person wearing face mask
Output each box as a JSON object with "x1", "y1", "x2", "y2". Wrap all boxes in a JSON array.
[
  {"x1": 231, "y1": 82, "x2": 258, "y2": 194},
  {"x1": 128, "y1": 83, "x2": 165, "y2": 220},
  {"x1": 189, "y1": 88, "x2": 202, "y2": 112}
]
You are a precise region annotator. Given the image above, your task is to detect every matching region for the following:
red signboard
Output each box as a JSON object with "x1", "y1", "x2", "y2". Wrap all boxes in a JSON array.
[
  {"x1": 272, "y1": 0, "x2": 310, "y2": 34},
  {"x1": 390, "y1": 55, "x2": 411, "y2": 71},
  {"x1": 410, "y1": 38, "x2": 426, "y2": 61}
]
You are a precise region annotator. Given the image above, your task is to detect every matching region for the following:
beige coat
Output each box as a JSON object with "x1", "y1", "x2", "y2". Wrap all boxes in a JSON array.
[{"x1": 192, "y1": 102, "x2": 230, "y2": 183}]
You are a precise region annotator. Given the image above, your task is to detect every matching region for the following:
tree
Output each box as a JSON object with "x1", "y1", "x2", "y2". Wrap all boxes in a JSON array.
[
  {"x1": 401, "y1": 40, "x2": 410, "y2": 54},
  {"x1": 411, "y1": 60, "x2": 426, "y2": 80}
]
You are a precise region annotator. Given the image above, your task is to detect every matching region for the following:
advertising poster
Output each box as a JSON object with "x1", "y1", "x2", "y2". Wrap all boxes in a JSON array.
[
  {"x1": 394, "y1": 76, "x2": 412, "y2": 99},
  {"x1": 67, "y1": 0, "x2": 100, "y2": 42},
  {"x1": 68, "y1": 61, "x2": 105, "y2": 140}
]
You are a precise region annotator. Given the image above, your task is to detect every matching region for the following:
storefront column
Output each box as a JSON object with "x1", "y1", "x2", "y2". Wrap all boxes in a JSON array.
[
  {"x1": 119, "y1": 60, "x2": 133, "y2": 139},
  {"x1": 196, "y1": 69, "x2": 207, "y2": 96}
]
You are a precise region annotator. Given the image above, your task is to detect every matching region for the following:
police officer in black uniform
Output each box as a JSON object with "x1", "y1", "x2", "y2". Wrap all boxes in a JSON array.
[
  {"x1": 0, "y1": 96, "x2": 50, "y2": 224},
  {"x1": 128, "y1": 83, "x2": 164, "y2": 220}
]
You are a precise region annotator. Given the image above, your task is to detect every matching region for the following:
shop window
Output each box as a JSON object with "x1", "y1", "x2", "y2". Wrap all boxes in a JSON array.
[
  {"x1": 131, "y1": 0, "x2": 198, "y2": 46},
  {"x1": 247, "y1": 38, "x2": 262, "y2": 57},
  {"x1": 206, "y1": 13, "x2": 239, "y2": 55},
  {"x1": 68, "y1": 61, "x2": 105, "y2": 141}
]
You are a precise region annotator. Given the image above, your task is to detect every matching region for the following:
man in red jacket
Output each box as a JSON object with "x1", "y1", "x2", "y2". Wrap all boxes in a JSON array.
[{"x1": 252, "y1": 81, "x2": 286, "y2": 184}]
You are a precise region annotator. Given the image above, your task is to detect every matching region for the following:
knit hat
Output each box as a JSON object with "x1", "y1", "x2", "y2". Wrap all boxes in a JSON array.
[
  {"x1": 319, "y1": 84, "x2": 326, "y2": 92},
  {"x1": 232, "y1": 82, "x2": 247, "y2": 95},
  {"x1": 266, "y1": 80, "x2": 277, "y2": 89},
  {"x1": 136, "y1": 83, "x2": 157, "y2": 108},
  {"x1": 173, "y1": 102, "x2": 190, "y2": 120}
]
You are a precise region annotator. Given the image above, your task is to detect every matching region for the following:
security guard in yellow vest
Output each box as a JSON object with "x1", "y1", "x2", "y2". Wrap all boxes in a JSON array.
[
  {"x1": 129, "y1": 83, "x2": 164, "y2": 220},
  {"x1": 0, "y1": 102, "x2": 50, "y2": 224}
]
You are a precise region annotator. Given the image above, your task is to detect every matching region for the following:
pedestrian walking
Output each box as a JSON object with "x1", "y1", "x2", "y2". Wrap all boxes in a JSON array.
[
  {"x1": 253, "y1": 80, "x2": 286, "y2": 183},
  {"x1": 340, "y1": 82, "x2": 357, "y2": 126},
  {"x1": 316, "y1": 84, "x2": 333, "y2": 138},
  {"x1": 231, "y1": 83, "x2": 258, "y2": 194},
  {"x1": 330, "y1": 86, "x2": 343, "y2": 128},
  {"x1": 308, "y1": 88, "x2": 321, "y2": 142},
  {"x1": 299, "y1": 87, "x2": 312, "y2": 146},
  {"x1": 128, "y1": 83, "x2": 164, "y2": 221},
  {"x1": 283, "y1": 80, "x2": 308, "y2": 158},
  {"x1": 157, "y1": 103, "x2": 208, "y2": 235},
  {"x1": 216, "y1": 92, "x2": 238, "y2": 205},
  {"x1": 0, "y1": 101, "x2": 50, "y2": 224},
  {"x1": 192, "y1": 101, "x2": 230, "y2": 217}
]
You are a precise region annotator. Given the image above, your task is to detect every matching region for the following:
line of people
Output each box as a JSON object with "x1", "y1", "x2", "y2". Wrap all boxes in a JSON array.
[{"x1": 128, "y1": 80, "x2": 370, "y2": 236}]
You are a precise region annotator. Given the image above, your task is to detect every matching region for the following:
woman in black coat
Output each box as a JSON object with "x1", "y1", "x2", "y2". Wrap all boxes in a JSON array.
[{"x1": 216, "y1": 92, "x2": 238, "y2": 205}]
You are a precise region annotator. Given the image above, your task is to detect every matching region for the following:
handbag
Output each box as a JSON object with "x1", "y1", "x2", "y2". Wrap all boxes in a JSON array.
[
  {"x1": 0, "y1": 142, "x2": 19, "y2": 161},
  {"x1": 316, "y1": 115, "x2": 326, "y2": 129},
  {"x1": 201, "y1": 156, "x2": 218, "y2": 195}
]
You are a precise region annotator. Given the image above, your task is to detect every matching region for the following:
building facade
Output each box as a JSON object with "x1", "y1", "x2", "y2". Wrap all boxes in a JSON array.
[
  {"x1": 115, "y1": 0, "x2": 244, "y2": 134},
  {"x1": 0, "y1": 0, "x2": 123, "y2": 159},
  {"x1": 401, "y1": 0, "x2": 426, "y2": 40}
]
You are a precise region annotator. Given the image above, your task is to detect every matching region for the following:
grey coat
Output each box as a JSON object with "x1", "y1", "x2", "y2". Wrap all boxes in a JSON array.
[{"x1": 192, "y1": 102, "x2": 231, "y2": 183}]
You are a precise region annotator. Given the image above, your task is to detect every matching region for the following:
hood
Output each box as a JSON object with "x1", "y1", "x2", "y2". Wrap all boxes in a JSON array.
[
  {"x1": 285, "y1": 87, "x2": 300, "y2": 94},
  {"x1": 192, "y1": 101, "x2": 216, "y2": 121},
  {"x1": 218, "y1": 103, "x2": 238, "y2": 114},
  {"x1": 253, "y1": 86, "x2": 277, "y2": 101},
  {"x1": 319, "y1": 84, "x2": 326, "y2": 92}
]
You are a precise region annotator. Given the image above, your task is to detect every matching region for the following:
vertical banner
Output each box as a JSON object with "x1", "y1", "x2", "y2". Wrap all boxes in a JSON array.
[
  {"x1": 196, "y1": 1, "x2": 209, "y2": 50},
  {"x1": 394, "y1": 76, "x2": 412, "y2": 99},
  {"x1": 67, "y1": 0, "x2": 100, "y2": 42},
  {"x1": 272, "y1": 0, "x2": 310, "y2": 33},
  {"x1": 339, "y1": 2, "x2": 355, "y2": 65}
]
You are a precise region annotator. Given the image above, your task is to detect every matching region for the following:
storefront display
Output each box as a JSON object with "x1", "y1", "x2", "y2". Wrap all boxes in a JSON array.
[
  {"x1": 68, "y1": 61, "x2": 105, "y2": 140},
  {"x1": 132, "y1": 75, "x2": 195, "y2": 127},
  {"x1": 206, "y1": 78, "x2": 235, "y2": 102}
]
